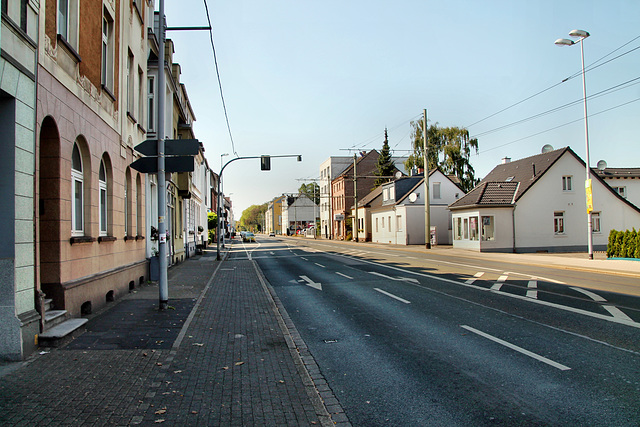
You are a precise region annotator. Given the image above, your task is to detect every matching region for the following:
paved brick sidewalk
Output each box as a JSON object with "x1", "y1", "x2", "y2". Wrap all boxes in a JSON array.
[{"x1": 0, "y1": 249, "x2": 343, "y2": 426}]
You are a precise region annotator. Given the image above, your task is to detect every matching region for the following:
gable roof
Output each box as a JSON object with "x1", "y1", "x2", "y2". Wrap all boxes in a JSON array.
[
  {"x1": 449, "y1": 146, "x2": 640, "y2": 213},
  {"x1": 357, "y1": 185, "x2": 383, "y2": 208},
  {"x1": 336, "y1": 149, "x2": 380, "y2": 179}
]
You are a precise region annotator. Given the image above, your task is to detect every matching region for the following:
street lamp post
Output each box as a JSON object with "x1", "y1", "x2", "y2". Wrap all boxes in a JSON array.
[
  {"x1": 219, "y1": 154, "x2": 228, "y2": 248},
  {"x1": 555, "y1": 29, "x2": 594, "y2": 260}
]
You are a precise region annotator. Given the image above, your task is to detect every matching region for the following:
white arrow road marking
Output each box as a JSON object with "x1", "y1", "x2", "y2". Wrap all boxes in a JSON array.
[
  {"x1": 369, "y1": 271, "x2": 418, "y2": 283},
  {"x1": 300, "y1": 275, "x2": 322, "y2": 291},
  {"x1": 490, "y1": 274, "x2": 508, "y2": 291},
  {"x1": 465, "y1": 272, "x2": 485, "y2": 285},
  {"x1": 461, "y1": 325, "x2": 571, "y2": 371},
  {"x1": 571, "y1": 287, "x2": 633, "y2": 322},
  {"x1": 374, "y1": 288, "x2": 411, "y2": 304},
  {"x1": 527, "y1": 280, "x2": 538, "y2": 299},
  {"x1": 336, "y1": 272, "x2": 353, "y2": 279}
]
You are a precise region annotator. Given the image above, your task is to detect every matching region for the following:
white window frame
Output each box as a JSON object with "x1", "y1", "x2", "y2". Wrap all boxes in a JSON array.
[
  {"x1": 101, "y1": 10, "x2": 114, "y2": 90},
  {"x1": 138, "y1": 67, "x2": 144, "y2": 128},
  {"x1": 99, "y1": 160, "x2": 108, "y2": 236},
  {"x1": 433, "y1": 182, "x2": 441, "y2": 199},
  {"x1": 562, "y1": 175, "x2": 573, "y2": 192},
  {"x1": 613, "y1": 186, "x2": 627, "y2": 199},
  {"x1": 58, "y1": 0, "x2": 79, "y2": 49},
  {"x1": 554, "y1": 211, "x2": 565, "y2": 234},
  {"x1": 592, "y1": 212, "x2": 601, "y2": 233},
  {"x1": 127, "y1": 51, "x2": 135, "y2": 116},
  {"x1": 147, "y1": 76, "x2": 155, "y2": 131},
  {"x1": 71, "y1": 143, "x2": 84, "y2": 236}
]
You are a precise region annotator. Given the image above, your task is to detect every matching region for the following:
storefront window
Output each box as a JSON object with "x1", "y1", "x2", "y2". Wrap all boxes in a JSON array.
[
  {"x1": 463, "y1": 218, "x2": 469, "y2": 239},
  {"x1": 481, "y1": 216, "x2": 494, "y2": 241}
]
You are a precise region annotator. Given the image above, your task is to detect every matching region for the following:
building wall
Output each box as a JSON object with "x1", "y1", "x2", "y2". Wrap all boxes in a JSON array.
[
  {"x1": 319, "y1": 156, "x2": 351, "y2": 239},
  {"x1": 451, "y1": 208, "x2": 514, "y2": 252},
  {"x1": 600, "y1": 176, "x2": 640, "y2": 210},
  {"x1": 35, "y1": 0, "x2": 148, "y2": 321},
  {"x1": 0, "y1": 0, "x2": 40, "y2": 360}
]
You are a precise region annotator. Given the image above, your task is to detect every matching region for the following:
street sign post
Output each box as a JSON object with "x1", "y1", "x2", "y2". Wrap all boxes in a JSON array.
[{"x1": 130, "y1": 139, "x2": 200, "y2": 174}]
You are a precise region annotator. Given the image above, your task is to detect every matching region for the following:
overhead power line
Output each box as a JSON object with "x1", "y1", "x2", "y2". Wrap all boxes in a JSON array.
[
  {"x1": 203, "y1": 0, "x2": 237, "y2": 157},
  {"x1": 466, "y1": 34, "x2": 640, "y2": 129}
]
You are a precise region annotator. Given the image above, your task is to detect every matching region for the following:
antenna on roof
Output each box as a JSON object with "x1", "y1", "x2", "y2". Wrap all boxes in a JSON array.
[
  {"x1": 541, "y1": 144, "x2": 554, "y2": 154},
  {"x1": 597, "y1": 160, "x2": 607, "y2": 171}
]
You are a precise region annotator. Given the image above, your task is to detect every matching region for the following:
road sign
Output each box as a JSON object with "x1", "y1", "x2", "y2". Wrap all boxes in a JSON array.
[
  {"x1": 130, "y1": 156, "x2": 195, "y2": 173},
  {"x1": 134, "y1": 139, "x2": 200, "y2": 156}
]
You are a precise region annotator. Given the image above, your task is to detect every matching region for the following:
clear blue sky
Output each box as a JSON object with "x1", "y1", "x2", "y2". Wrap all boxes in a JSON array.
[{"x1": 162, "y1": 0, "x2": 640, "y2": 217}]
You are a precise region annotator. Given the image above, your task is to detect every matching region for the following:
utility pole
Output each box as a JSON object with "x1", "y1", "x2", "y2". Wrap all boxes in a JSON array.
[
  {"x1": 423, "y1": 109, "x2": 431, "y2": 249},
  {"x1": 353, "y1": 154, "x2": 358, "y2": 242},
  {"x1": 157, "y1": 0, "x2": 168, "y2": 309}
]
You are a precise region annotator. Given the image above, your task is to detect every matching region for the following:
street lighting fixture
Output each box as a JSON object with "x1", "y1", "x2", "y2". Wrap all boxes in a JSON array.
[{"x1": 555, "y1": 29, "x2": 594, "y2": 260}]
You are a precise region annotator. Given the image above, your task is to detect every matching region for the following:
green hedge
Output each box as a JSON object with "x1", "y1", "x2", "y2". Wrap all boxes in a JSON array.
[{"x1": 607, "y1": 228, "x2": 640, "y2": 259}]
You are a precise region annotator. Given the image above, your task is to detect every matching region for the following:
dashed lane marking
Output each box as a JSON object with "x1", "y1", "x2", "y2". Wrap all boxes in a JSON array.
[
  {"x1": 526, "y1": 280, "x2": 538, "y2": 299},
  {"x1": 315, "y1": 263, "x2": 326, "y2": 268},
  {"x1": 490, "y1": 274, "x2": 508, "y2": 291},
  {"x1": 336, "y1": 272, "x2": 353, "y2": 279},
  {"x1": 464, "y1": 272, "x2": 485, "y2": 285},
  {"x1": 461, "y1": 325, "x2": 571, "y2": 371},
  {"x1": 374, "y1": 288, "x2": 411, "y2": 304}
]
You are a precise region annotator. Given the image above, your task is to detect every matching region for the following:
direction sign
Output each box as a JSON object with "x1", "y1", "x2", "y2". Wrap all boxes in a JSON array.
[
  {"x1": 134, "y1": 139, "x2": 200, "y2": 156},
  {"x1": 130, "y1": 156, "x2": 195, "y2": 173}
]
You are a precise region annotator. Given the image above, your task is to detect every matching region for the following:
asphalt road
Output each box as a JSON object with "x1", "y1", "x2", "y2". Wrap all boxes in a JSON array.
[{"x1": 232, "y1": 236, "x2": 640, "y2": 426}]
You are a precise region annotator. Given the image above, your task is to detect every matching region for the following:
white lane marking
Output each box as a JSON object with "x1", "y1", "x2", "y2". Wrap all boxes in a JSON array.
[
  {"x1": 301, "y1": 257, "x2": 309, "y2": 261},
  {"x1": 461, "y1": 325, "x2": 571, "y2": 371},
  {"x1": 374, "y1": 288, "x2": 411, "y2": 304},
  {"x1": 491, "y1": 274, "x2": 508, "y2": 291},
  {"x1": 270, "y1": 252, "x2": 275, "y2": 255},
  {"x1": 299, "y1": 275, "x2": 322, "y2": 291},
  {"x1": 336, "y1": 272, "x2": 353, "y2": 279},
  {"x1": 369, "y1": 271, "x2": 418, "y2": 283},
  {"x1": 314, "y1": 263, "x2": 326, "y2": 268},
  {"x1": 570, "y1": 287, "x2": 606, "y2": 302},
  {"x1": 291, "y1": 241, "x2": 640, "y2": 329},
  {"x1": 465, "y1": 271, "x2": 485, "y2": 285},
  {"x1": 527, "y1": 280, "x2": 538, "y2": 299},
  {"x1": 603, "y1": 305, "x2": 634, "y2": 322}
]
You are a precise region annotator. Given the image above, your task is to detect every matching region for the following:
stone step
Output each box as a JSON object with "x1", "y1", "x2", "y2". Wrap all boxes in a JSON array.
[
  {"x1": 39, "y1": 318, "x2": 89, "y2": 348},
  {"x1": 44, "y1": 310, "x2": 68, "y2": 328},
  {"x1": 43, "y1": 299, "x2": 53, "y2": 311}
]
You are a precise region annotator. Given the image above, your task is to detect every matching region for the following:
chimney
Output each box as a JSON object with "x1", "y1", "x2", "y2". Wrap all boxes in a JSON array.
[{"x1": 502, "y1": 157, "x2": 511, "y2": 164}]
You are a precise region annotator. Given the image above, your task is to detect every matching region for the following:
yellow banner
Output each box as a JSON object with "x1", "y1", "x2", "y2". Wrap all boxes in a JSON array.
[{"x1": 585, "y1": 179, "x2": 593, "y2": 214}]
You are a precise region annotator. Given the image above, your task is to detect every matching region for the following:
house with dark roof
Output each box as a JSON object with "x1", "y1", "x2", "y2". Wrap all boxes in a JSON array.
[
  {"x1": 448, "y1": 147, "x2": 640, "y2": 252},
  {"x1": 593, "y1": 167, "x2": 640, "y2": 209},
  {"x1": 366, "y1": 170, "x2": 464, "y2": 245}
]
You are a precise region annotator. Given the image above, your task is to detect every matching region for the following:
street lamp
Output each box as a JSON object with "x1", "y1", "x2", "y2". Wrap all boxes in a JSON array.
[{"x1": 555, "y1": 29, "x2": 594, "y2": 260}]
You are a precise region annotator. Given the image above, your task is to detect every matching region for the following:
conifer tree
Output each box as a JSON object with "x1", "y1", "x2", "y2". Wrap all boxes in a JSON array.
[{"x1": 375, "y1": 128, "x2": 396, "y2": 187}]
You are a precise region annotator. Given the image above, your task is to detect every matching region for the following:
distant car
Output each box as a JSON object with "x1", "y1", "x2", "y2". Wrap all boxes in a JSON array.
[
  {"x1": 269, "y1": 232, "x2": 275, "y2": 237},
  {"x1": 243, "y1": 232, "x2": 255, "y2": 242}
]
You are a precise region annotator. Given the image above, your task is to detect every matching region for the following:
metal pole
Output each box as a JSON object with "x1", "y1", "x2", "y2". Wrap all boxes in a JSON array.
[
  {"x1": 579, "y1": 39, "x2": 594, "y2": 260},
  {"x1": 157, "y1": 0, "x2": 168, "y2": 309},
  {"x1": 353, "y1": 154, "x2": 358, "y2": 242},
  {"x1": 423, "y1": 109, "x2": 431, "y2": 249}
]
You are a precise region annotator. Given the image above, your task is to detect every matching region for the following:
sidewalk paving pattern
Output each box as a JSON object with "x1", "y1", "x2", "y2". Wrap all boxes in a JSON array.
[{"x1": 0, "y1": 249, "x2": 342, "y2": 426}]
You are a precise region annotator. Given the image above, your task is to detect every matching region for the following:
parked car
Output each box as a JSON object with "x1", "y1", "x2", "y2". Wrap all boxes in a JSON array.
[
  {"x1": 243, "y1": 232, "x2": 255, "y2": 242},
  {"x1": 269, "y1": 232, "x2": 275, "y2": 237}
]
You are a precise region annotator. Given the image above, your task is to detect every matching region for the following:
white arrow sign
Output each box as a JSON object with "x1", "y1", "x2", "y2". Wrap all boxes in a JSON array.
[{"x1": 300, "y1": 275, "x2": 322, "y2": 291}]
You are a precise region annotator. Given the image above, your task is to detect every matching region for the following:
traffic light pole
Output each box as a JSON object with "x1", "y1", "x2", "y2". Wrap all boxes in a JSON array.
[{"x1": 216, "y1": 155, "x2": 302, "y2": 260}]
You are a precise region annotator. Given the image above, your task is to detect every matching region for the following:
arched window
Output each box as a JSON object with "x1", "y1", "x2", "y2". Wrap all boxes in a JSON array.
[
  {"x1": 99, "y1": 159, "x2": 108, "y2": 236},
  {"x1": 71, "y1": 143, "x2": 84, "y2": 236}
]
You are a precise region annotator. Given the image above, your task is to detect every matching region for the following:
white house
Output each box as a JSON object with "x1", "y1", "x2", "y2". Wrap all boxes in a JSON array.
[
  {"x1": 593, "y1": 167, "x2": 640, "y2": 209},
  {"x1": 449, "y1": 147, "x2": 640, "y2": 252},
  {"x1": 281, "y1": 194, "x2": 317, "y2": 235},
  {"x1": 319, "y1": 157, "x2": 352, "y2": 239},
  {"x1": 369, "y1": 170, "x2": 464, "y2": 245}
]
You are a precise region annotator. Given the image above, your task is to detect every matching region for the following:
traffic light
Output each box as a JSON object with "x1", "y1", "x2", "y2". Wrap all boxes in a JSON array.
[{"x1": 261, "y1": 155, "x2": 271, "y2": 171}]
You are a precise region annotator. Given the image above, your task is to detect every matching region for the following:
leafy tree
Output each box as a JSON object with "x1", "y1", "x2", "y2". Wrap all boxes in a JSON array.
[
  {"x1": 298, "y1": 183, "x2": 320, "y2": 205},
  {"x1": 404, "y1": 120, "x2": 479, "y2": 192},
  {"x1": 239, "y1": 203, "x2": 268, "y2": 232},
  {"x1": 375, "y1": 129, "x2": 396, "y2": 187}
]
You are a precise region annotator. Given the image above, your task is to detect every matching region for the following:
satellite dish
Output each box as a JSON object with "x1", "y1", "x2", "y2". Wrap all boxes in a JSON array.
[
  {"x1": 395, "y1": 171, "x2": 402, "y2": 179},
  {"x1": 409, "y1": 193, "x2": 418, "y2": 203},
  {"x1": 541, "y1": 144, "x2": 554, "y2": 154},
  {"x1": 597, "y1": 160, "x2": 607, "y2": 171}
]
